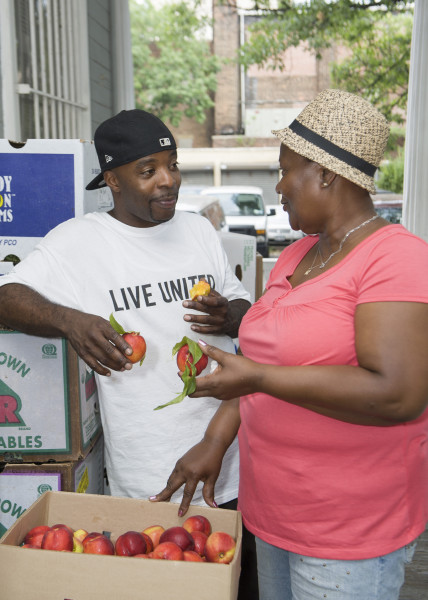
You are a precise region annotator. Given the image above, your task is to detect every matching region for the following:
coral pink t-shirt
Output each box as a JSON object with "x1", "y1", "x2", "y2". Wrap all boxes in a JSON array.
[{"x1": 238, "y1": 225, "x2": 428, "y2": 559}]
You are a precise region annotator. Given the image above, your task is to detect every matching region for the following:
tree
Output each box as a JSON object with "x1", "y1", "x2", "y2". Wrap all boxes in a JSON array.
[
  {"x1": 223, "y1": 0, "x2": 413, "y2": 123},
  {"x1": 130, "y1": 0, "x2": 221, "y2": 126}
]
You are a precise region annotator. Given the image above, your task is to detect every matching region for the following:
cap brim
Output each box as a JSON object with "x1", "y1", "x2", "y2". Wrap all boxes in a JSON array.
[{"x1": 85, "y1": 172, "x2": 106, "y2": 191}]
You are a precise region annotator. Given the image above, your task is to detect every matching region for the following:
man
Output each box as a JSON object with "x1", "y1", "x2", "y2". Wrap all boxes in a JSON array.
[{"x1": 0, "y1": 108, "x2": 251, "y2": 510}]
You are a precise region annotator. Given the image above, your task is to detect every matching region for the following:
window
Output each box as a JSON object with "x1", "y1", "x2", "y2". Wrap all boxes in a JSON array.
[{"x1": 2, "y1": 0, "x2": 90, "y2": 140}]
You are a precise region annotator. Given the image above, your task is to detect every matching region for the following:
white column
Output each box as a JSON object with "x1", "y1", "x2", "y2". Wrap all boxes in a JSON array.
[
  {"x1": 402, "y1": 0, "x2": 428, "y2": 240},
  {"x1": 111, "y1": 0, "x2": 135, "y2": 113}
]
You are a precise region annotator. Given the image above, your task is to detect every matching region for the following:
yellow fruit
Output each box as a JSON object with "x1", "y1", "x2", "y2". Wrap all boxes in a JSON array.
[{"x1": 189, "y1": 280, "x2": 211, "y2": 300}]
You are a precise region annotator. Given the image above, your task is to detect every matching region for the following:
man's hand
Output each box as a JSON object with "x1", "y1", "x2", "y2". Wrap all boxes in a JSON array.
[
  {"x1": 149, "y1": 437, "x2": 225, "y2": 516},
  {"x1": 64, "y1": 312, "x2": 136, "y2": 376},
  {"x1": 151, "y1": 398, "x2": 241, "y2": 516},
  {"x1": 183, "y1": 292, "x2": 250, "y2": 338},
  {"x1": 0, "y1": 283, "x2": 135, "y2": 377}
]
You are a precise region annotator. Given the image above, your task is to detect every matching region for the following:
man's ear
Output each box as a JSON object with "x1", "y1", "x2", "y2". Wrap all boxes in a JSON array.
[
  {"x1": 103, "y1": 170, "x2": 120, "y2": 193},
  {"x1": 320, "y1": 167, "x2": 337, "y2": 189}
]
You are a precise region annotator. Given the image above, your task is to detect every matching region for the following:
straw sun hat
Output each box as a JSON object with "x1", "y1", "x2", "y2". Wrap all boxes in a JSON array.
[{"x1": 272, "y1": 89, "x2": 390, "y2": 194}]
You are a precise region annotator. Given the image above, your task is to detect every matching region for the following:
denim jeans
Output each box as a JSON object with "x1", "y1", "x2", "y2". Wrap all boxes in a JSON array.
[{"x1": 255, "y1": 536, "x2": 417, "y2": 600}]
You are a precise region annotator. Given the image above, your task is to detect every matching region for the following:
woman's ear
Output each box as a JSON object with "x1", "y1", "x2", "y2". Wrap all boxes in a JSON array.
[
  {"x1": 103, "y1": 170, "x2": 120, "y2": 193},
  {"x1": 320, "y1": 168, "x2": 337, "y2": 188}
]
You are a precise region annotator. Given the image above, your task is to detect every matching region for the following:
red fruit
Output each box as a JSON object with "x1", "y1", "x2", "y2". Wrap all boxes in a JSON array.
[
  {"x1": 204, "y1": 531, "x2": 236, "y2": 564},
  {"x1": 142, "y1": 525, "x2": 165, "y2": 548},
  {"x1": 41, "y1": 525, "x2": 74, "y2": 552},
  {"x1": 82, "y1": 532, "x2": 115, "y2": 555},
  {"x1": 159, "y1": 526, "x2": 195, "y2": 552},
  {"x1": 183, "y1": 550, "x2": 205, "y2": 562},
  {"x1": 123, "y1": 332, "x2": 146, "y2": 364},
  {"x1": 23, "y1": 525, "x2": 51, "y2": 548},
  {"x1": 21, "y1": 544, "x2": 40, "y2": 549},
  {"x1": 190, "y1": 531, "x2": 208, "y2": 556},
  {"x1": 176, "y1": 344, "x2": 208, "y2": 376},
  {"x1": 141, "y1": 532, "x2": 154, "y2": 553},
  {"x1": 115, "y1": 531, "x2": 147, "y2": 556},
  {"x1": 183, "y1": 515, "x2": 212, "y2": 537},
  {"x1": 150, "y1": 541, "x2": 184, "y2": 561}
]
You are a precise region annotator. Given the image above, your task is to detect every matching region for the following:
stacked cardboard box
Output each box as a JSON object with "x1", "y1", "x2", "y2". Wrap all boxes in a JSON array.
[{"x1": 0, "y1": 328, "x2": 104, "y2": 534}]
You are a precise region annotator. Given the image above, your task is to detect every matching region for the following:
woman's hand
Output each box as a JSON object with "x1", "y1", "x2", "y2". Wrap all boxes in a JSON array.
[{"x1": 190, "y1": 341, "x2": 258, "y2": 400}]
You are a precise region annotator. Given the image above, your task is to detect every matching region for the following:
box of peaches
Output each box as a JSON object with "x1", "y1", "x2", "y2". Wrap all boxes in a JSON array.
[{"x1": 0, "y1": 490, "x2": 242, "y2": 600}]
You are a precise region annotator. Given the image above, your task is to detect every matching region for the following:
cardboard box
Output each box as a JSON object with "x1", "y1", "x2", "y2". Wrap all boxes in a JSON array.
[
  {"x1": 0, "y1": 330, "x2": 102, "y2": 462},
  {"x1": 219, "y1": 231, "x2": 257, "y2": 302},
  {"x1": 0, "y1": 491, "x2": 242, "y2": 600},
  {"x1": 0, "y1": 138, "x2": 113, "y2": 264},
  {"x1": 0, "y1": 434, "x2": 104, "y2": 537}
]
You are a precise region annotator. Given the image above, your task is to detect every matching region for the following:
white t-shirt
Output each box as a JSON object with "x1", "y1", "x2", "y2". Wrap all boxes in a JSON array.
[{"x1": 1, "y1": 210, "x2": 250, "y2": 504}]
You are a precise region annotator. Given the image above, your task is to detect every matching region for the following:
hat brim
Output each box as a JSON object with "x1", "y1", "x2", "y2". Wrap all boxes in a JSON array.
[
  {"x1": 272, "y1": 127, "x2": 377, "y2": 194},
  {"x1": 86, "y1": 172, "x2": 106, "y2": 191}
]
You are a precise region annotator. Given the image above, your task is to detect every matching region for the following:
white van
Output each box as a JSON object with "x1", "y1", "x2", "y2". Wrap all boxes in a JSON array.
[{"x1": 201, "y1": 186, "x2": 272, "y2": 257}]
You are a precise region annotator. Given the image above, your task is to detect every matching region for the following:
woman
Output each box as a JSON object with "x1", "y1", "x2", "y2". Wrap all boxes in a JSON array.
[{"x1": 191, "y1": 89, "x2": 428, "y2": 599}]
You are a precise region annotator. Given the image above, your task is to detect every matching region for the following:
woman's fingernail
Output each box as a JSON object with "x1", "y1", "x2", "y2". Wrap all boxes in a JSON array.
[
  {"x1": 212, "y1": 501, "x2": 218, "y2": 508},
  {"x1": 198, "y1": 339, "x2": 207, "y2": 346},
  {"x1": 149, "y1": 496, "x2": 157, "y2": 501},
  {"x1": 178, "y1": 509, "x2": 183, "y2": 517}
]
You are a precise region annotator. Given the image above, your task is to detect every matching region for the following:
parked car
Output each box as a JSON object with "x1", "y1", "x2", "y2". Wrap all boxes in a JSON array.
[
  {"x1": 201, "y1": 186, "x2": 271, "y2": 257},
  {"x1": 175, "y1": 193, "x2": 229, "y2": 232},
  {"x1": 372, "y1": 189, "x2": 403, "y2": 224},
  {"x1": 266, "y1": 204, "x2": 304, "y2": 245}
]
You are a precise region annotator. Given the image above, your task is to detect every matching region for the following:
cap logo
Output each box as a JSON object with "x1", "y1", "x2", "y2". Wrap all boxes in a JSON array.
[
  {"x1": 105, "y1": 154, "x2": 113, "y2": 163},
  {"x1": 159, "y1": 138, "x2": 171, "y2": 147}
]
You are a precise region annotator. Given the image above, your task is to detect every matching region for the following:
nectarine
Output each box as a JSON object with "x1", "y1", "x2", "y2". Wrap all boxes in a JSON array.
[
  {"x1": 82, "y1": 532, "x2": 115, "y2": 555},
  {"x1": 115, "y1": 531, "x2": 147, "y2": 556},
  {"x1": 204, "y1": 531, "x2": 236, "y2": 564},
  {"x1": 150, "y1": 541, "x2": 184, "y2": 561},
  {"x1": 159, "y1": 526, "x2": 195, "y2": 552}
]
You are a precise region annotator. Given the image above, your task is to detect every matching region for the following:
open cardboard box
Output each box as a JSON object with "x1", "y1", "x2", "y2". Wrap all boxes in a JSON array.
[{"x1": 0, "y1": 491, "x2": 242, "y2": 600}]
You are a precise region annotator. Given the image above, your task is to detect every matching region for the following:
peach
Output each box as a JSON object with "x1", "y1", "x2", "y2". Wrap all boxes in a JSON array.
[
  {"x1": 149, "y1": 541, "x2": 184, "y2": 561},
  {"x1": 73, "y1": 528, "x2": 89, "y2": 543},
  {"x1": 123, "y1": 332, "x2": 146, "y2": 365},
  {"x1": 142, "y1": 525, "x2": 165, "y2": 548},
  {"x1": 183, "y1": 515, "x2": 212, "y2": 537},
  {"x1": 41, "y1": 524, "x2": 74, "y2": 552},
  {"x1": 190, "y1": 531, "x2": 208, "y2": 556},
  {"x1": 204, "y1": 531, "x2": 236, "y2": 564},
  {"x1": 183, "y1": 550, "x2": 205, "y2": 562},
  {"x1": 189, "y1": 280, "x2": 211, "y2": 301},
  {"x1": 23, "y1": 525, "x2": 51, "y2": 548},
  {"x1": 115, "y1": 531, "x2": 147, "y2": 556},
  {"x1": 73, "y1": 538, "x2": 84, "y2": 553},
  {"x1": 159, "y1": 526, "x2": 195, "y2": 552},
  {"x1": 176, "y1": 344, "x2": 208, "y2": 377},
  {"x1": 82, "y1": 532, "x2": 115, "y2": 555},
  {"x1": 141, "y1": 532, "x2": 153, "y2": 553}
]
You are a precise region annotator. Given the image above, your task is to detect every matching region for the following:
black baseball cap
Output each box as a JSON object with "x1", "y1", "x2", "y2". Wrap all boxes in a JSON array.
[{"x1": 86, "y1": 109, "x2": 177, "y2": 190}]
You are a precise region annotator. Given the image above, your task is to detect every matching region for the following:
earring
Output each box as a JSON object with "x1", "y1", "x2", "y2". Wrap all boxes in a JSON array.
[{"x1": 321, "y1": 182, "x2": 328, "y2": 188}]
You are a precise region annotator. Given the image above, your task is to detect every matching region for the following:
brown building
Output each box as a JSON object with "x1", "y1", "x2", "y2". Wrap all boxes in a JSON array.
[{"x1": 171, "y1": 1, "x2": 341, "y2": 203}]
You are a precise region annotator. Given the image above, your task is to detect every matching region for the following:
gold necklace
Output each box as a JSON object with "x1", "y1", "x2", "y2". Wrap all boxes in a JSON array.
[{"x1": 304, "y1": 214, "x2": 380, "y2": 276}]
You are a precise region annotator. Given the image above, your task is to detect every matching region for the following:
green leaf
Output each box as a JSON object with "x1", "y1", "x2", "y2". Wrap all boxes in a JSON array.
[
  {"x1": 109, "y1": 313, "x2": 126, "y2": 335},
  {"x1": 154, "y1": 362, "x2": 197, "y2": 410}
]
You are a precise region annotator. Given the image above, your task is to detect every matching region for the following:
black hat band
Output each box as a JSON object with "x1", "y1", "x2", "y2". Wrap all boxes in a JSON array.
[{"x1": 289, "y1": 119, "x2": 377, "y2": 177}]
